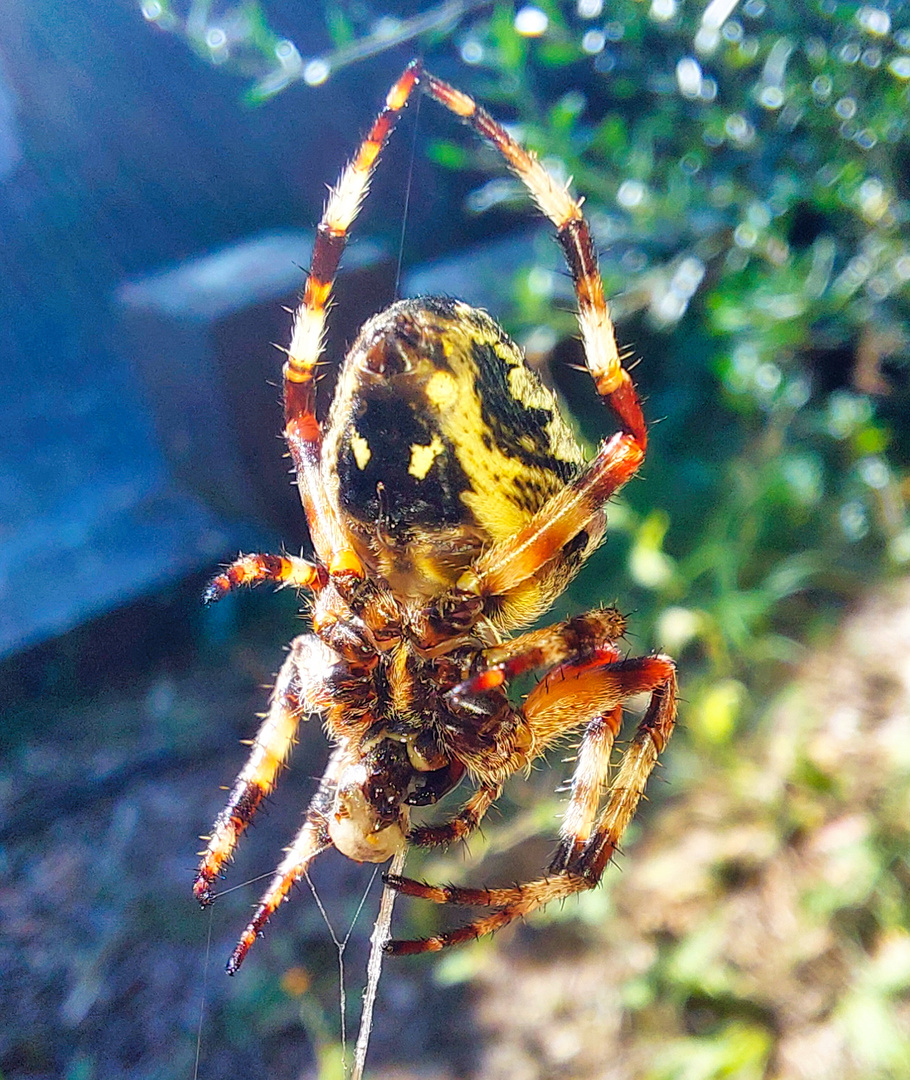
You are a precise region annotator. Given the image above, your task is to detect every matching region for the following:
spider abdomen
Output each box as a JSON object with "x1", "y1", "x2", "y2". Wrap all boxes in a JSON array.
[{"x1": 322, "y1": 296, "x2": 588, "y2": 598}]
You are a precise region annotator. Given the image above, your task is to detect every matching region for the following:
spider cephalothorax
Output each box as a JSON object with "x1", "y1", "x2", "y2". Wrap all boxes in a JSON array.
[{"x1": 195, "y1": 61, "x2": 677, "y2": 972}]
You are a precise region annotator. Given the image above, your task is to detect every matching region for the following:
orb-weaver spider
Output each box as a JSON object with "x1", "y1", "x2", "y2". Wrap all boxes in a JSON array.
[{"x1": 194, "y1": 60, "x2": 677, "y2": 972}]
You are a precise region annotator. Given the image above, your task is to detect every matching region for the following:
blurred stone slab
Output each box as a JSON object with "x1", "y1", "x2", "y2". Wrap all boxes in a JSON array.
[
  {"x1": 0, "y1": 473, "x2": 229, "y2": 656},
  {"x1": 0, "y1": 231, "x2": 384, "y2": 658},
  {"x1": 0, "y1": 349, "x2": 234, "y2": 656},
  {"x1": 117, "y1": 229, "x2": 391, "y2": 538}
]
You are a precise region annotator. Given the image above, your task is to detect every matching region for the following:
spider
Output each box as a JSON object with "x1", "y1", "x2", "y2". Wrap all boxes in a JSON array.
[{"x1": 194, "y1": 60, "x2": 677, "y2": 972}]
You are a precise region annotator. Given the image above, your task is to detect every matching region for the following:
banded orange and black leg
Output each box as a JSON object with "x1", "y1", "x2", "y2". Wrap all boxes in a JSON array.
[
  {"x1": 283, "y1": 61, "x2": 422, "y2": 575},
  {"x1": 193, "y1": 634, "x2": 335, "y2": 904},
  {"x1": 203, "y1": 553, "x2": 327, "y2": 605},
  {"x1": 384, "y1": 651, "x2": 676, "y2": 954},
  {"x1": 408, "y1": 784, "x2": 501, "y2": 849},
  {"x1": 225, "y1": 746, "x2": 347, "y2": 974},
  {"x1": 418, "y1": 71, "x2": 646, "y2": 608},
  {"x1": 449, "y1": 608, "x2": 628, "y2": 699}
]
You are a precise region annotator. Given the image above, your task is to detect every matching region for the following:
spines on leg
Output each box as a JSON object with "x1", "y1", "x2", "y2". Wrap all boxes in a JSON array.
[
  {"x1": 551, "y1": 704, "x2": 623, "y2": 871},
  {"x1": 225, "y1": 748, "x2": 346, "y2": 974},
  {"x1": 285, "y1": 60, "x2": 422, "y2": 389},
  {"x1": 574, "y1": 656, "x2": 677, "y2": 881},
  {"x1": 556, "y1": 219, "x2": 646, "y2": 444},
  {"x1": 448, "y1": 608, "x2": 627, "y2": 699},
  {"x1": 408, "y1": 785, "x2": 500, "y2": 849},
  {"x1": 421, "y1": 69, "x2": 641, "y2": 445},
  {"x1": 284, "y1": 61, "x2": 422, "y2": 572},
  {"x1": 193, "y1": 636, "x2": 335, "y2": 905},
  {"x1": 383, "y1": 873, "x2": 589, "y2": 956},
  {"x1": 226, "y1": 814, "x2": 330, "y2": 974},
  {"x1": 203, "y1": 553, "x2": 326, "y2": 605}
]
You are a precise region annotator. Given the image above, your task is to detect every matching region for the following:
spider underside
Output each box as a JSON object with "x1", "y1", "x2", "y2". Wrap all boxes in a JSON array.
[{"x1": 194, "y1": 61, "x2": 677, "y2": 972}]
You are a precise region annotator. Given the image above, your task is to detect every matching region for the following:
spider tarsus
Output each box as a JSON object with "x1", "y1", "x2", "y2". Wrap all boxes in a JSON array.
[
  {"x1": 226, "y1": 934, "x2": 256, "y2": 975},
  {"x1": 383, "y1": 936, "x2": 443, "y2": 957},
  {"x1": 202, "y1": 577, "x2": 229, "y2": 605},
  {"x1": 192, "y1": 877, "x2": 216, "y2": 906}
]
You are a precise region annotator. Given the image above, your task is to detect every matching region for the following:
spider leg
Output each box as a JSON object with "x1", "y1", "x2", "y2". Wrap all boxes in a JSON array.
[
  {"x1": 408, "y1": 783, "x2": 500, "y2": 848},
  {"x1": 193, "y1": 634, "x2": 336, "y2": 904},
  {"x1": 422, "y1": 72, "x2": 642, "y2": 443},
  {"x1": 554, "y1": 705, "x2": 623, "y2": 863},
  {"x1": 225, "y1": 745, "x2": 347, "y2": 974},
  {"x1": 449, "y1": 607, "x2": 627, "y2": 697},
  {"x1": 203, "y1": 553, "x2": 327, "y2": 605},
  {"x1": 419, "y1": 72, "x2": 645, "y2": 613},
  {"x1": 411, "y1": 611, "x2": 628, "y2": 851},
  {"x1": 521, "y1": 650, "x2": 676, "y2": 870},
  {"x1": 554, "y1": 657, "x2": 677, "y2": 879},
  {"x1": 384, "y1": 875, "x2": 587, "y2": 955},
  {"x1": 283, "y1": 61, "x2": 422, "y2": 578},
  {"x1": 385, "y1": 652, "x2": 676, "y2": 955}
]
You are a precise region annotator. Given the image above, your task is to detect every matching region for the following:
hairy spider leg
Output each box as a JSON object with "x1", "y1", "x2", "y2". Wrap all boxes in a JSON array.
[
  {"x1": 410, "y1": 610, "x2": 628, "y2": 848},
  {"x1": 449, "y1": 608, "x2": 628, "y2": 697},
  {"x1": 203, "y1": 553, "x2": 327, "y2": 605},
  {"x1": 556, "y1": 704, "x2": 623, "y2": 855},
  {"x1": 226, "y1": 745, "x2": 347, "y2": 975},
  {"x1": 193, "y1": 635, "x2": 335, "y2": 904},
  {"x1": 419, "y1": 72, "x2": 646, "y2": 605},
  {"x1": 421, "y1": 71, "x2": 643, "y2": 444},
  {"x1": 522, "y1": 653, "x2": 673, "y2": 867},
  {"x1": 408, "y1": 784, "x2": 501, "y2": 848},
  {"x1": 555, "y1": 657, "x2": 676, "y2": 876},
  {"x1": 385, "y1": 654, "x2": 676, "y2": 954},
  {"x1": 283, "y1": 60, "x2": 423, "y2": 579},
  {"x1": 384, "y1": 873, "x2": 588, "y2": 955}
]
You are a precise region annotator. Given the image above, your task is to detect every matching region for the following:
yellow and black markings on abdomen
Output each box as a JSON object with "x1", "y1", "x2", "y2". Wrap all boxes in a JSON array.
[{"x1": 323, "y1": 297, "x2": 586, "y2": 585}]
